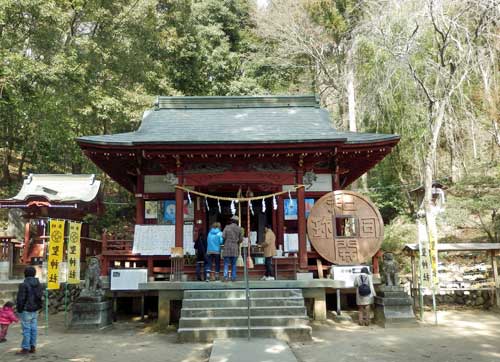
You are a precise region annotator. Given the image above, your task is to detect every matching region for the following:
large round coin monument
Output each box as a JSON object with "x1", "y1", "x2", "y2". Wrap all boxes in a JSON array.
[{"x1": 307, "y1": 191, "x2": 384, "y2": 265}]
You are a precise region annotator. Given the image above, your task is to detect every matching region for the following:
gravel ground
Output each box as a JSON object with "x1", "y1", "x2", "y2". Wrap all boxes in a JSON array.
[{"x1": 1, "y1": 310, "x2": 499, "y2": 362}]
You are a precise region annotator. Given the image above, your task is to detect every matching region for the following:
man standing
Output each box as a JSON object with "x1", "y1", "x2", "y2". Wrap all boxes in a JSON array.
[
  {"x1": 16, "y1": 266, "x2": 43, "y2": 354},
  {"x1": 222, "y1": 215, "x2": 243, "y2": 281},
  {"x1": 260, "y1": 225, "x2": 276, "y2": 280}
]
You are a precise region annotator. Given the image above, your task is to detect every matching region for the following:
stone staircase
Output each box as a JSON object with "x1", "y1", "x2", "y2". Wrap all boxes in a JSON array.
[{"x1": 178, "y1": 289, "x2": 312, "y2": 342}]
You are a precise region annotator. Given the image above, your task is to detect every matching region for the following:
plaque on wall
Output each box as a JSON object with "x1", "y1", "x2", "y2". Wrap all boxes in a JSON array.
[{"x1": 306, "y1": 191, "x2": 383, "y2": 265}]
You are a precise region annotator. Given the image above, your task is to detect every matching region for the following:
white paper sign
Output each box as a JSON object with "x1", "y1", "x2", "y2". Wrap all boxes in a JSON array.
[
  {"x1": 110, "y1": 269, "x2": 148, "y2": 290},
  {"x1": 331, "y1": 265, "x2": 371, "y2": 288},
  {"x1": 132, "y1": 225, "x2": 175, "y2": 255},
  {"x1": 183, "y1": 224, "x2": 195, "y2": 255},
  {"x1": 284, "y1": 233, "x2": 299, "y2": 252}
]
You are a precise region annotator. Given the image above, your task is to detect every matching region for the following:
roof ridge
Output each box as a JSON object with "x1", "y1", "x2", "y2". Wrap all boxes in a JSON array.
[{"x1": 155, "y1": 95, "x2": 319, "y2": 110}]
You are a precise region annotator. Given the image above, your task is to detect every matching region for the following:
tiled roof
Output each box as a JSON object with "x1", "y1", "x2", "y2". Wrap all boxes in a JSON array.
[{"x1": 77, "y1": 96, "x2": 399, "y2": 146}]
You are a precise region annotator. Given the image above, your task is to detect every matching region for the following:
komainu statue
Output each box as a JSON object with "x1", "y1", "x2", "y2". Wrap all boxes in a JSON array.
[
  {"x1": 382, "y1": 252, "x2": 399, "y2": 287},
  {"x1": 80, "y1": 256, "x2": 104, "y2": 298}
]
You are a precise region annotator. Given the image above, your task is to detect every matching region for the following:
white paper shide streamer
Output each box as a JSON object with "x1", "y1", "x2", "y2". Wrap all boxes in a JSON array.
[
  {"x1": 187, "y1": 191, "x2": 192, "y2": 204},
  {"x1": 249, "y1": 201, "x2": 254, "y2": 216},
  {"x1": 273, "y1": 195, "x2": 278, "y2": 210},
  {"x1": 218, "y1": 199, "x2": 221, "y2": 213},
  {"x1": 262, "y1": 198, "x2": 266, "y2": 213},
  {"x1": 230, "y1": 200, "x2": 236, "y2": 215},
  {"x1": 205, "y1": 198, "x2": 210, "y2": 211}
]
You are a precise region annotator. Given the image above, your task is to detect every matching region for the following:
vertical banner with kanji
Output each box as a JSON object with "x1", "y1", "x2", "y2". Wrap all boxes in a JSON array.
[
  {"x1": 67, "y1": 222, "x2": 81, "y2": 284},
  {"x1": 47, "y1": 220, "x2": 65, "y2": 290}
]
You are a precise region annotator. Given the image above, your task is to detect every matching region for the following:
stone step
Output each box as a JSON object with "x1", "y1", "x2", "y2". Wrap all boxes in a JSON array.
[
  {"x1": 182, "y1": 297, "x2": 304, "y2": 309},
  {"x1": 179, "y1": 315, "x2": 309, "y2": 328},
  {"x1": 177, "y1": 325, "x2": 312, "y2": 343},
  {"x1": 181, "y1": 305, "x2": 307, "y2": 318},
  {"x1": 376, "y1": 317, "x2": 420, "y2": 328},
  {"x1": 374, "y1": 297, "x2": 413, "y2": 306},
  {"x1": 184, "y1": 289, "x2": 303, "y2": 300},
  {"x1": 377, "y1": 291, "x2": 410, "y2": 298}
]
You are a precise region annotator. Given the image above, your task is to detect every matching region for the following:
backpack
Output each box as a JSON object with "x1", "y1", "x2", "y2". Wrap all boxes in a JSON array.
[{"x1": 358, "y1": 275, "x2": 371, "y2": 297}]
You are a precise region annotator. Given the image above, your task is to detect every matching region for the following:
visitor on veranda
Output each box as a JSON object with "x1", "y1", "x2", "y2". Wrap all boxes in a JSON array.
[
  {"x1": 193, "y1": 226, "x2": 207, "y2": 281},
  {"x1": 260, "y1": 225, "x2": 276, "y2": 281},
  {"x1": 222, "y1": 215, "x2": 244, "y2": 282},
  {"x1": 205, "y1": 222, "x2": 223, "y2": 281},
  {"x1": 353, "y1": 267, "x2": 376, "y2": 326},
  {"x1": 16, "y1": 266, "x2": 43, "y2": 354},
  {"x1": 0, "y1": 301, "x2": 19, "y2": 343}
]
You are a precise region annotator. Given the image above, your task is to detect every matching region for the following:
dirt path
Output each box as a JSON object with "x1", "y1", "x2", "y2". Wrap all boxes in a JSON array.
[
  {"x1": 291, "y1": 310, "x2": 500, "y2": 362},
  {"x1": 1, "y1": 310, "x2": 498, "y2": 362}
]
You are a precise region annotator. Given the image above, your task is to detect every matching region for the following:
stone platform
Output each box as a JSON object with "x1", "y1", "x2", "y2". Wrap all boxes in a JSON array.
[
  {"x1": 70, "y1": 298, "x2": 113, "y2": 329},
  {"x1": 139, "y1": 280, "x2": 346, "y2": 326},
  {"x1": 374, "y1": 286, "x2": 418, "y2": 328}
]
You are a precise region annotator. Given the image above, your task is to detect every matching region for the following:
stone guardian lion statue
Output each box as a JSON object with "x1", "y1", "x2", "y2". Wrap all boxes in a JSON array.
[{"x1": 382, "y1": 252, "x2": 399, "y2": 287}]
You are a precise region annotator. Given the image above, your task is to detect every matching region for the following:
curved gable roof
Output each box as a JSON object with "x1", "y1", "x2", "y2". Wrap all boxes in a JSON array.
[{"x1": 77, "y1": 96, "x2": 399, "y2": 146}]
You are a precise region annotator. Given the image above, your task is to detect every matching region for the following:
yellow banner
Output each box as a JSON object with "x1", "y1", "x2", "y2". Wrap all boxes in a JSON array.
[
  {"x1": 67, "y1": 222, "x2": 81, "y2": 284},
  {"x1": 48, "y1": 220, "x2": 65, "y2": 290}
]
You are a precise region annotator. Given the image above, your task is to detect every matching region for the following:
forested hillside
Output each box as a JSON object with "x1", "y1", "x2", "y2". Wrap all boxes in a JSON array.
[{"x1": 1, "y1": 0, "x2": 498, "y2": 246}]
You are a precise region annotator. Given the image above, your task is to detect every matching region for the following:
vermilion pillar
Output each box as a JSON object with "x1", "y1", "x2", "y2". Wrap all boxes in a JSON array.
[
  {"x1": 175, "y1": 171, "x2": 184, "y2": 248},
  {"x1": 297, "y1": 173, "x2": 307, "y2": 269},
  {"x1": 277, "y1": 195, "x2": 284, "y2": 249}
]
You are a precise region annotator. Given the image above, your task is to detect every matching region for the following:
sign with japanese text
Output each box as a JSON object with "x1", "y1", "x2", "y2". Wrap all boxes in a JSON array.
[
  {"x1": 67, "y1": 222, "x2": 81, "y2": 284},
  {"x1": 47, "y1": 220, "x2": 65, "y2": 290}
]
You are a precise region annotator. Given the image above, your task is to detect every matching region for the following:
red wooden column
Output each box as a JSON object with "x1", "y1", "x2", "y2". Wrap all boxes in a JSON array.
[
  {"x1": 277, "y1": 195, "x2": 284, "y2": 249},
  {"x1": 175, "y1": 161, "x2": 184, "y2": 248},
  {"x1": 297, "y1": 166, "x2": 307, "y2": 269},
  {"x1": 135, "y1": 174, "x2": 145, "y2": 224}
]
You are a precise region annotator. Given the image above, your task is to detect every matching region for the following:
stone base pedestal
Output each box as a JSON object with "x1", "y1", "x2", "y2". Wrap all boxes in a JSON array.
[
  {"x1": 70, "y1": 298, "x2": 112, "y2": 329},
  {"x1": 374, "y1": 286, "x2": 418, "y2": 328}
]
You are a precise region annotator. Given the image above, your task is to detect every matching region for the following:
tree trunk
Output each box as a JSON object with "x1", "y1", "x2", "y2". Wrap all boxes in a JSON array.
[
  {"x1": 17, "y1": 149, "x2": 27, "y2": 180},
  {"x1": 1, "y1": 148, "x2": 11, "y2": 183},
  {"x1": 346, "y1": 47, "x2": 356, "y2": 133}
]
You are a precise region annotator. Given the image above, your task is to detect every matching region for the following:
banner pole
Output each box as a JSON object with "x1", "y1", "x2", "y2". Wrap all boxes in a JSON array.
[{"x1": 45, "y1": 288, "x2": 49, "y2": 335}]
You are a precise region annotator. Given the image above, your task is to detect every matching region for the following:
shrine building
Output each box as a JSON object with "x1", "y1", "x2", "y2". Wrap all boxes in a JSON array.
[{"x1": 76, "y1": 95, "x2": 399, "y2": 277}]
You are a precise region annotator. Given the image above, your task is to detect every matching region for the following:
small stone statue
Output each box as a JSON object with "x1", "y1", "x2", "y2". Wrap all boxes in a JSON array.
[
  {"x1": 80, "y1": 256, "x2": 104, "y2": 298},
  {"x1": 382, "y1": 252, "x2": 399, "y2": 286}
]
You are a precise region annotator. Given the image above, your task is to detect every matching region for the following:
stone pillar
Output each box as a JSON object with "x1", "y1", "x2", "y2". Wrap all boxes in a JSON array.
[
  {"x1": 303, "y1": 288, "x2": 326, "y2": 321},
  {"x1": 158, "y1": 291, "x2": 171, "y2": 327}
]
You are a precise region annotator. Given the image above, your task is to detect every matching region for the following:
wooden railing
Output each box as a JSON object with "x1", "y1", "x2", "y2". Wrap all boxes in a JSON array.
[{"x1": 101, "y1": 232, "x2": 133, "y2": 256}]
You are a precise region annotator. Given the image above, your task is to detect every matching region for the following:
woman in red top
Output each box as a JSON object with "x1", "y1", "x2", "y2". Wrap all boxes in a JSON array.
[{"x1": 0, "y1": 301, "x2": 19, "y2": 342}]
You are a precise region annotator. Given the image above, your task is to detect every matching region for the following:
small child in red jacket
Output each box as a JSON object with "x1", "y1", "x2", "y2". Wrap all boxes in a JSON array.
[{"x1": 0, "y1": 301, "x2": 19, "y2": 342}]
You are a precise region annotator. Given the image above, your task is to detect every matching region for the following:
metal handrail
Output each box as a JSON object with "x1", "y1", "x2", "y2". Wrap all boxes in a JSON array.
[{"x1": 242, "y1": 242, "x2": 251, "y2": 340}]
